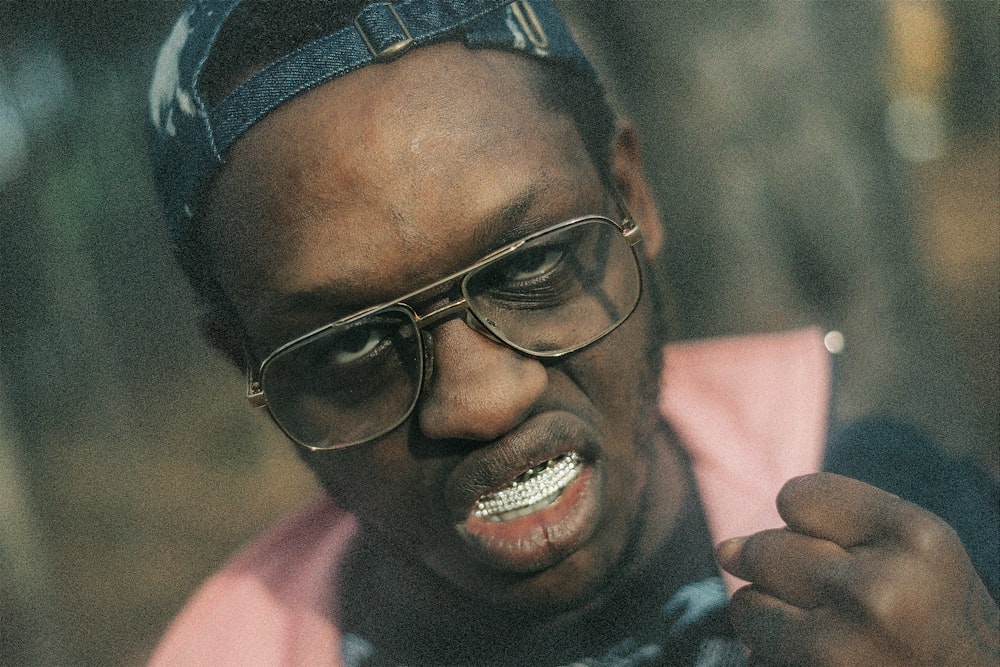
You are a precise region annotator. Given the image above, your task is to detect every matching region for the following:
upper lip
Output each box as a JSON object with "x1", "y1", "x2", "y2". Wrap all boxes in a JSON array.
[{"x1": 442, "y1": 410, "x2": 595, "y2": 523}]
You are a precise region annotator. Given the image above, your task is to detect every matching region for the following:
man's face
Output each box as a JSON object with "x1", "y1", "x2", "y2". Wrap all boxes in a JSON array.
[{"x1": 205, "y1": 44, "x2": 687, "y2": 612}]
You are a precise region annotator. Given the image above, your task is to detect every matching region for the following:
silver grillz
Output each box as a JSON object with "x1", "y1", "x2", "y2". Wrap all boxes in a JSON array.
[{"x1": 473, "y1": 453, "x2": 583, "y2": 519}]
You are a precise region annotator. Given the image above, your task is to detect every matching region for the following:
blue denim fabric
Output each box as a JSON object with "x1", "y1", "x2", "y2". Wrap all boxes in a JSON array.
[{"x1": 147, "y1": 0, "x2": 603, "y2": 253}]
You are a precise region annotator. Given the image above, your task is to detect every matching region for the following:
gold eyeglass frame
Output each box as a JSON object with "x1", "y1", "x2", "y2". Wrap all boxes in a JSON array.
[{"x1": 245, "y1": 209, "x2": 644, "y2": 450}]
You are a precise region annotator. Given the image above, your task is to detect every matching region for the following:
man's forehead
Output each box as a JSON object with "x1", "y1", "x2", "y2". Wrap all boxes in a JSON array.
[
  {"x1": 148, "y1": 0, "x2": 604, "y2": 253},
  {"x1": 246, "y1": 187, "x2": 540, "y2": 316},
  {"x1": 207, "y1": 45, "x2": 596, "y2": 269},
  {"x1": 229, "y1": 167, "x2": 603, "y2": 344},
  {"x1": 228, "y1": 45, "x2": 551, "y2": 175}
]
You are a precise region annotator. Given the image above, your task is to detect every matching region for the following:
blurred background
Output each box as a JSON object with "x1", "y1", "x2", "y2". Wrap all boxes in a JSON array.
[{"x1": 0, "y1": 1, "x2": 996, "y2": 665}]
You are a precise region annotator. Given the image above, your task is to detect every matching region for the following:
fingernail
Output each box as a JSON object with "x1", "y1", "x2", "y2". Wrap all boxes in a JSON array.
[{"x1": 715, "y1": 536, "x2": 746, "y2": 565}]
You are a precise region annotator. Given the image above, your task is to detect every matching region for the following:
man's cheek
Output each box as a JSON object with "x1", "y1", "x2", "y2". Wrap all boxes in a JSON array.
[
  {"x1": 575, "y1": 344, "x2": 654, "y2": 421},
  {"x1": 302, "y1": 448, "x2": 389, "y2": 512}
]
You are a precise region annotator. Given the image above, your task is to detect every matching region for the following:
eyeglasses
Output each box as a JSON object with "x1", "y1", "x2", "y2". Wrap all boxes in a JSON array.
[{"x1": 246, "y1": 213, "x2": 644, "y2": 450}]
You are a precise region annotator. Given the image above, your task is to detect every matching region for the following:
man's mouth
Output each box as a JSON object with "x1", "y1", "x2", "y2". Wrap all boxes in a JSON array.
[
  {"x1": 473, "y1": 453, "x2": 583, "y2": 521},
  {"x1": 442, "y1": 412, "x2": 602, "y2": 573},
  {"x1": 456, "y1": 454, "x2": 599, "y2": 573}
]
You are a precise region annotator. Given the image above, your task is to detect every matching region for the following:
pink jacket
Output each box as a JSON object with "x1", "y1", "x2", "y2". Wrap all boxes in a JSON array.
[{"x1": 149, "y1": 328, "x2": 832, "y2": 666}]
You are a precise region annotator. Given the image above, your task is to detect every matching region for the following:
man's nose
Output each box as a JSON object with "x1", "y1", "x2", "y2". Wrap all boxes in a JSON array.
[{"x1": 417, "y1": 318, "x2": 548, "y2": 441}]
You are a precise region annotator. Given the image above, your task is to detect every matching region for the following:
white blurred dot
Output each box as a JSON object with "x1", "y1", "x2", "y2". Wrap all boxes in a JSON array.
[{"x1": 824, "y1": 330, "x2": 845, "y2": 354}]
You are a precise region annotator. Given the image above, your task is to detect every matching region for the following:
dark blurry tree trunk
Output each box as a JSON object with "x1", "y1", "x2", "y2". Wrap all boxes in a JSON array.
[{"x1": 558, "y1": 0, "x2": 977, "y2": 455}]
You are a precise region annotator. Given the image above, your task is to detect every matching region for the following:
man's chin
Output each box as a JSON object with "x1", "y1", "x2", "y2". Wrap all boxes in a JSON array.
[
  {"x1": 441, "y1": 558, "x2": 613, "y2": 619},
  {"x1": 430, "y1": 530, "x2": 629, "y2": 617}
]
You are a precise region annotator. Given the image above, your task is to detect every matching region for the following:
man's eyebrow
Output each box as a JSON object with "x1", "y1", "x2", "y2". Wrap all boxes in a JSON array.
[
  {"x1": 470, "y1": 184, "x2": 552, "y2": 252},
  {"x1": 263, "y1": 184, "x2": 561, "y2": 329},
  {"x1": 265, "y1": 290, "x2": 362, "y2": 326}
]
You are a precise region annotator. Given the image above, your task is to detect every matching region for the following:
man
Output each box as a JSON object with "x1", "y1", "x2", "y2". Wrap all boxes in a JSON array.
[{"x1": 147, "y1": 1, "x2": 998, "y2": 664}]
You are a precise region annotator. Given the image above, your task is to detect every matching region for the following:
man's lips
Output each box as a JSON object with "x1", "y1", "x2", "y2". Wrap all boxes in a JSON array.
[
  {"x1": 443, "y1": 411, "x2": 596, "y2": 521},
  {"x1": 458, "y1": 466, "x2": 598, "y2": 572},
  {"x1": 443, "y1": 411, "x2": 602, "y2": 573}
]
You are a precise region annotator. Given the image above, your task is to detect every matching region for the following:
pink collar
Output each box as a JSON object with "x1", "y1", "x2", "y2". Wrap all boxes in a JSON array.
[
  {"x1": 150, "y1": 328, "x2": 833, "y2": 664},
  {"x1": 659, "y1": 327, "x2": 832, "y2": 592}
]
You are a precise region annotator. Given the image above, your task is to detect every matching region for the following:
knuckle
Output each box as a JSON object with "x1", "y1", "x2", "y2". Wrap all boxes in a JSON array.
[
  {"x1": 806, "y1": 614, "x2": 856, "y2": 667},
  {"x1": 814, "y1": 556, "x2": 853, "y2": 598},
  {"x1": 825, "y1": 558, "x2": 900, "y2": 623},
  {"x1": 745, "y1": 608, "x2": 789, "y2": 656},
  {"x1": 803, "y1": 644, "x2": 840, "y2": 667},
  {"x1": 853, "y1": 577, "x2": 902, "y2": 625},
  {"x1": 751, "y1": 610, "x2": 836, "y2": 667},
  {"x1": 905, "y1": 513, "x2": 959, "y2": 557},
  {"x1": 842, "y1": 556, "x2": 925, "y2": 630}
]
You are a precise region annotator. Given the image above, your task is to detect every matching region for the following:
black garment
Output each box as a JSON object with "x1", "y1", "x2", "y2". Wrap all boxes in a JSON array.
[{"x1": 825, "y1": 417, "x2": 1000, "y2": 603}]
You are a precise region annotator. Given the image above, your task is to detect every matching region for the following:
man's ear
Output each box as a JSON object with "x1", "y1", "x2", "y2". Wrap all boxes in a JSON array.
[
  {"x1": 198, "y1": 310, "x2": 247, "y2": 370},
  {"x1": 610, "y1": 119, "x2": 663, "y2": 259}
]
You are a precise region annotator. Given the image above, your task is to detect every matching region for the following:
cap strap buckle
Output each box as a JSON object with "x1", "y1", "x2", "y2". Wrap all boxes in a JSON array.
[
  {"x1": 355, "y1": 2, "x2": 415, "y2": 62},
  {"x1": 510, "y1": 1, "x2": 549, "y2": 50}
]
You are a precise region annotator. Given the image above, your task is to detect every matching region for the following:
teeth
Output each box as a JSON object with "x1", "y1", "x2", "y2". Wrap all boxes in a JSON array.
[{"x1": 473, "y1": 453, "x2": 582, "y2": 520}]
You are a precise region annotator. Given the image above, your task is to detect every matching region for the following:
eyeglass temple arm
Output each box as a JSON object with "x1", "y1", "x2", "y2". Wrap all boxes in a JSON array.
[
  {"x1": 245, "y1": 340, "x2": 267, "y2": 407},
  {"x1": 610, "y1": 192, "x2": 642, "y2": 247}
]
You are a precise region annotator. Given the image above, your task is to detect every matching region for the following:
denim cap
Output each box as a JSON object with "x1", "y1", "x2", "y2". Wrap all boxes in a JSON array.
[{"x1": 148, "y1": 0, "x2": 601, "y2": 251}]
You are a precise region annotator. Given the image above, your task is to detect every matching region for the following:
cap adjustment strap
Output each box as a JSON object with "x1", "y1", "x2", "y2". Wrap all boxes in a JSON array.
[
  {"x1": 510, "y1": 1, "x2": 548, "y2": 50},
  {"x1": 208, "y1": 0, "x2": 509, "y2": 155},
  {"x1": 355, "y1": 3, "x2": 414, "y2": 62}
]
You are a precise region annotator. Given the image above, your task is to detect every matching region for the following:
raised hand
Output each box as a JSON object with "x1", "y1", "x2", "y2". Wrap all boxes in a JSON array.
[{"x1": 716, "y1": 472, "x2": 999, "y2": 666}]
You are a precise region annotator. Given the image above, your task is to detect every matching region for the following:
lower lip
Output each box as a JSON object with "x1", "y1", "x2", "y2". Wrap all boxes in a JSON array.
[{"x1": 457, "y1": 466, "x2": 598, "y2": 573}]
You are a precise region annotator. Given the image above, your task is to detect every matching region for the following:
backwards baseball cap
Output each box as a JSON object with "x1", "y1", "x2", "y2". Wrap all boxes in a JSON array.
[{"x1": 148, "y1": 0, "x2": 602, "y2": 252}]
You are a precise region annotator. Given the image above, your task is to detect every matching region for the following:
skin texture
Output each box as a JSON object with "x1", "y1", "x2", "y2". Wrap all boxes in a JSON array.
[
  {"x1": 199, "y1": 41, "x2": 998, "y2": 664},
  {"x1": 717, "y1": 473, "x2": 1000, "y2": 666}
]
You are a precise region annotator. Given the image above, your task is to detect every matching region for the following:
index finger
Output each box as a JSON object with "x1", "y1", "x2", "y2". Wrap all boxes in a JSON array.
[{"x1": 775, "y1": 472, "x2": 914, "y2": 548}]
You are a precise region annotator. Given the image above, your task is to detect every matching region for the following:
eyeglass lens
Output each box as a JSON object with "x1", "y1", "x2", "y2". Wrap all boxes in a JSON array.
[{"x1": 260, "y1": 218, "x2": 640, "y2": 449}]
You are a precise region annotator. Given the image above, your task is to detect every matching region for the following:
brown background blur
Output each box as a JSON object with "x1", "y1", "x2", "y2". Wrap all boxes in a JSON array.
[{"x1": 0, "y1": 1, "x2": 996, "y2": 665}]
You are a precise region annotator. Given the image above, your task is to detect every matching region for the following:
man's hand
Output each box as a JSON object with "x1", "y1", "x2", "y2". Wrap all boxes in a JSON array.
[{"x1": 715, "y1": 472, "x2": 999, "y2": 666}]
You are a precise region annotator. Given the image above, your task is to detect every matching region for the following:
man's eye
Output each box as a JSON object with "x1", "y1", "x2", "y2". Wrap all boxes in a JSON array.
[
  {"x1": 329, "y1": 326, "x2": 388, "y2": 364},
  {"x1": 502, "y1": 246, "x2": 566, "y2": 283}
]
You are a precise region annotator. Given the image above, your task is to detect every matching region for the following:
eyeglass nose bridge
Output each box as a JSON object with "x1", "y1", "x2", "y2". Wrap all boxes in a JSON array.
[
  {"x1": 410, "y1": 295, "x2": 507, "y2": 392},
  {"x1": 412, "y1": 295, "x2": 503, "y2": 345}
]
